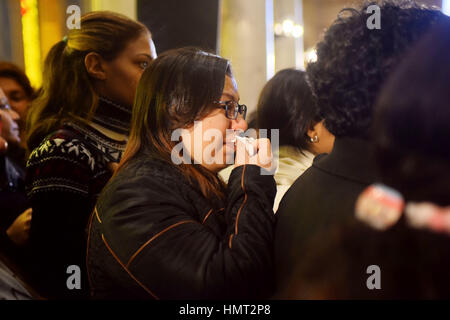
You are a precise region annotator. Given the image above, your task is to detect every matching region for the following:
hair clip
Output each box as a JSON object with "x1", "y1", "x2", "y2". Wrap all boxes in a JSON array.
[
  {"x1": 356, "y1": 184, "x2": 450, "y2": 235},
  {"x1": 405, "y1": 202, "x2": 450, "y2": 235},
  {"x1": 62, "y1": 36, "x2": 68, "y2": 43},
  {"x1": 355, "y1": 184, "x2": 404, "y2": 230}
]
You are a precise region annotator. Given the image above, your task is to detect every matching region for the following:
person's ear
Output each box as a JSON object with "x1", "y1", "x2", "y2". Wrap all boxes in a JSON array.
[
  {"x1": 307, "y1": 121, "x2": 320, "y2": 143},
  {"x1": 85, "y1": 52, "x2": 107, "y2": 80}
]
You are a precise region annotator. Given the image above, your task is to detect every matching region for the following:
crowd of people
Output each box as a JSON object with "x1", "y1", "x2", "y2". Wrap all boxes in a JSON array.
[{"x1": 0, "y1": 0, "x2": 449, "y2": 300}]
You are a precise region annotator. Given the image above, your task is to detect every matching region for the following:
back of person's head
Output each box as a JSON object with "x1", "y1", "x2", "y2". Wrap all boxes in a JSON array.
[
  {"x1": 26, "y1": 11, "x2": 149, "y2": 151},
  {"x1": 119, "y1": 47, "x2": 232, "y2": 202},
  {"x1": 280, "y1": 218, "x2": 450, "y2": 299},
  {"x1": 0, "y1": 62, "x2": 34, "y2": 100},
  {"x1": 256, "y1": 69, "x2": 318, "y2": 152},
  {"x1": 374, "y1": 19, "x2": 450, "y2": 206},
  {"x1": 306, "y1": 0, "x2": 448, "y2": 139}
]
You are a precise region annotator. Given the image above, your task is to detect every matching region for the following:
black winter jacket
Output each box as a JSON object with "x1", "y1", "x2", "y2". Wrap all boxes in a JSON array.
[
  {"x1": 87, "y1": 155, "x2": 276, "y2": 299},
  {"x1": 274, "y1": 137, "x2": 378, "y2": 297}
]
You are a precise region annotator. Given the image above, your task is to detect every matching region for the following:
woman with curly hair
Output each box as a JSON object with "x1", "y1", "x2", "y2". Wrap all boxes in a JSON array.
[
  {"x1": 274, "y1": 1, "x2": 450, "y2": 296},
  {"x1": 276, "y1": 19, "x2": 450, "y2": 299}
]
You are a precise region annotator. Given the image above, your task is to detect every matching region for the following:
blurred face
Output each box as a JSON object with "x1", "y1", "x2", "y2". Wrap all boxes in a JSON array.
[
  {"x1": 0, "y1": 77, "x2": 30, "y2": 131},
  {"x1": 181, "y1": 76, "x2": 248, "y2": 173},
  {"x1": 102, "y1": 32, "x2": 157, "y2": 107},
  {"x1": 0, "y1": 108, "x2": 21, "y2": 146}
]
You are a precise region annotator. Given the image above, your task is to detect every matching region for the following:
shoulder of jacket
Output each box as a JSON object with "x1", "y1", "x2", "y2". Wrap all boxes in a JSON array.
[
  {"x1": 312, "y1": 153, "x2": 328, "y2": 164},
  {"x1": 114, "y1": 157, "x2": 188, "y2": 189}
]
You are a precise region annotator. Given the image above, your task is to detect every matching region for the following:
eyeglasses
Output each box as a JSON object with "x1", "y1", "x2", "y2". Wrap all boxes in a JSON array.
[
  {"x1": 0, "y1": 98, "x2": 12, "y2": 111},
  {"x1": 214, "y1": 100, "x2": 247, "y2": 120}
]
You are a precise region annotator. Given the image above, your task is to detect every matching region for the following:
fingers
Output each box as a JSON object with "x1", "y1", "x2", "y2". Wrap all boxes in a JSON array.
[
  {"x1": 234, "y1": 137, "x2": 274, "y2": 171},
  {"x1": 0, "y1": 137, "x2": 7, "y2": 154},
  {"x1": 254, "y1": 138, "x2": 272, "y2": 157},
  {"x1": 234, "y1": 138, "x2": 250, "y2": 166},
  {"x1": 24, "y1": 208, "x2": 32, "y2": 227},
  {"x1": 7, "y1": 208, "x2": 33, "y2": 247},
  {"x1": 253, "y1": 138, "x2": 273, "y2": 170},
  {"x1": 107, "y1": 162, "x2": 119, "y2": 173}
]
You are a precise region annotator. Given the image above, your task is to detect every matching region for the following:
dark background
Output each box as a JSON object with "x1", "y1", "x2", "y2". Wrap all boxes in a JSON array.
[{"x1": 138, "y1": 0, "x2": 220, "y2": 54}]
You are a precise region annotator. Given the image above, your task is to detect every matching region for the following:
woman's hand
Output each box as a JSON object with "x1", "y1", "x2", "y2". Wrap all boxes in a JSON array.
[
  {"x1": 235, "y1": 137, "x2": 274, "y2": 172},
  {"x1": 6, "y1": 208, "x2": 32, "y2": 247},
  {"x1": 0, "y1": 136, "x2": 7, "y2": 154},
  {"x1": 107, "y1": 162, "x2": 119, "y2": 173}
]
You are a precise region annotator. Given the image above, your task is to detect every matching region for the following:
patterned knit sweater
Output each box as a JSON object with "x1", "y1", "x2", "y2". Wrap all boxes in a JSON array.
[{"x1": 25, "y1": 121, "x2": 126, "y2": 299}]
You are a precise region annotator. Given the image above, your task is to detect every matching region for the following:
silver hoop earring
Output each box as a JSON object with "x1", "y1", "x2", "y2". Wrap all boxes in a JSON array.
[{"x1": 310, "y1": 135, "x2": 319, "y2": 143}]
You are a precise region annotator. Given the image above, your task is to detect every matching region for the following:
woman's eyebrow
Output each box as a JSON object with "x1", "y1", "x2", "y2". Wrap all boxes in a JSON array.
[
  {"x1": 222, "y1": 92, "x2": 240, "y2": 101},
  {"x1": 136, "y1": 53, "x2": 153, "y2": 59},
  {"x1": 8, "y1": 89, "x2": 24, "y2": 97}
]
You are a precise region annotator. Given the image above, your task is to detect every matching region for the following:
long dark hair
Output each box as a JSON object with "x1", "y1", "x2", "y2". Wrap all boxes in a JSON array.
[
  {"x1": 256, "y1": 69, "x2": 319, "y2": 152},
  {"x1": 26, "y1": 11, "x2": 149, "y2": 151},
  {"x1": 117, "y1": 47, "x2": 232, "y2": 202}
]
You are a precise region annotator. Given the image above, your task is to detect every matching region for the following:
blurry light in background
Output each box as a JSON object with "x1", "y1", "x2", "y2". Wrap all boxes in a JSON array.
[
  {"x1": 274, "y1": 23, "x2": 283, "y2": 36},
  {"x1": 274, "y1": 19, "x2": 303, "y2": 38},
  {"x1": 292, "y1": 25, "x2": 304, "y2": 38},
  {"x1": 21, "y1": 0, "x2": 42, "y2": 87},
  {"x1": 443, "y1": 0, "x2": 450, "y2": 16},
  {"x1": 305, "y1": 47, "x2": 317, "y2": 64},
  {"x1": 91, "y1": 0, "x2": 102, "y2": 11},
  {"x1": 282, "y1": 19, "x2": 294, "y2": 35}
]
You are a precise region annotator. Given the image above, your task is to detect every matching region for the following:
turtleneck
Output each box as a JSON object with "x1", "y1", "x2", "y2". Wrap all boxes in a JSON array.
[{"x1": 91, "y1": 96, "x2": 132, "y2": 135}]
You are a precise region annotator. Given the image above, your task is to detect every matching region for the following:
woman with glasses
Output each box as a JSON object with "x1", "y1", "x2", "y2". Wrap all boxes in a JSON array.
[{"x1": 87, "y1": 47, "x2": 277, "y2": 299}]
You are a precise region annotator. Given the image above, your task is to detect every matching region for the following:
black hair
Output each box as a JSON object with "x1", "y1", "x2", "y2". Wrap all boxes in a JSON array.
[
  {"x1": 306, "y1": 0, "x2": 448, "y2": 139},
  {"x1": 373, "y1": 19, "x2": 450, "y2": 206},
  {"x1": 118, "y1": 47, "x2": 232, "y2": 203},
  {"x1": 0, "y1": 62, "x2": 34, "y2": 99},
  {"x1": 256, "y1": 69, "x2": 319, "y2": 152}
]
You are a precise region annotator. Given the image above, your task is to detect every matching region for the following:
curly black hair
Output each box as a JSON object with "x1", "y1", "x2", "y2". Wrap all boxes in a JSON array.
[{"x1": 306, "y1": 0, "x2": 448, "y2": 138}]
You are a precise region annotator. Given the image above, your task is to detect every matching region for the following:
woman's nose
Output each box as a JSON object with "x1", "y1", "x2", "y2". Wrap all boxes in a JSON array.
[
  {"x1": 7, "y1": 108, "x2": 20, "y2": 122},
  {"x1": 231, "y1": 117, "x2": 248, "y2": 132}
]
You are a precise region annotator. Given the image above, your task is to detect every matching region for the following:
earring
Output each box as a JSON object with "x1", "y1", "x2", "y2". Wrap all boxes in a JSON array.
[{"x1": 310, "y1": 135, "x2": 319, "y2": 143}]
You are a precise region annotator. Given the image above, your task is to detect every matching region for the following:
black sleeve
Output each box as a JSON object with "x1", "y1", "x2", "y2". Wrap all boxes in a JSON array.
[{"x1": 26, "y1": 151, "x2": 94, "y2": 298}]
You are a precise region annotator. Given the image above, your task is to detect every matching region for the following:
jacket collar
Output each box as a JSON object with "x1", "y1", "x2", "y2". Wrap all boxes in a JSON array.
[{"x1": 312, "y1": 137, "x2": 378, "y2": 185}]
